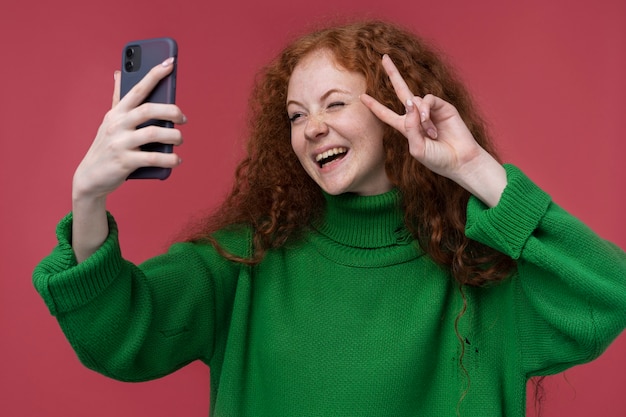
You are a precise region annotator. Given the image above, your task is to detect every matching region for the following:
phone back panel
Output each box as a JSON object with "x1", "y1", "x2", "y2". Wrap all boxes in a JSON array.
[{"x1": 121, "y1": 37, "x2": 178, "y2": 180}]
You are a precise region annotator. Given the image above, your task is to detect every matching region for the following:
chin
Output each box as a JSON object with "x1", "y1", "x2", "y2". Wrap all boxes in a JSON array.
[
  {"x1": 317, "y1": 182, "x2": 352, "y2": 196},
  {"x1": 320, "y1": 187, "x2": 346, "y2": 196}
]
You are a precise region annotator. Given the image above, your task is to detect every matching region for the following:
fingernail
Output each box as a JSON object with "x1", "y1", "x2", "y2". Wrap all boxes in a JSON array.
[
  {"x1": 406, "y1": 99, "x2": 414, "y2": 112},
  {"x1": 427, "y1": 128, "x2": 438, "y2": 139},
  {"x1": 162, "y1": 57, "x2": 175, "y2": 67},
  {"x1": 182, "y1": 114, "x2": 188, "y2": 124},
  {"x1": 113, "y1": 70, "x2": 120, "y2": 80},
  {"x1": 420, "y1": 112, "x2": 427, "y2": 123}
]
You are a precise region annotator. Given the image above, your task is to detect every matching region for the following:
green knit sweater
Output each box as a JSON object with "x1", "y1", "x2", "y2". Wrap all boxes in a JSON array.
[{"x1": 33, "y1": 165, "x2": 626, "y2": 416}]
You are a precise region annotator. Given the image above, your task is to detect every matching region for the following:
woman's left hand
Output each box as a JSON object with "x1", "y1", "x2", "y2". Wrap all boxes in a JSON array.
[{"x1": 360, "y1": 54, "x2": 507, "y2": 207}]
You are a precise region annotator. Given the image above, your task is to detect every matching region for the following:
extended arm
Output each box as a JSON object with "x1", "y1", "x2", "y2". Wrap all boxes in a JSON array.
[
  {"x1": 72, "y1": 58, "x2": 186, "y2": 262},
  {"x1": 33, "y1": 213, "x2": 225, "y2": 381}
]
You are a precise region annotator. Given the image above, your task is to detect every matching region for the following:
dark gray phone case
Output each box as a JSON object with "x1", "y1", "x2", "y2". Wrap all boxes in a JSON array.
[{"x1": 120, "y1": 37, "x2": 178, "y2": 180}]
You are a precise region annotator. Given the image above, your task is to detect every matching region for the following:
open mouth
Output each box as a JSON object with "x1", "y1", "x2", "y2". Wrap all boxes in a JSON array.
[{"x1": 316, "y1": 147, "x2": 348, "y2": 168}]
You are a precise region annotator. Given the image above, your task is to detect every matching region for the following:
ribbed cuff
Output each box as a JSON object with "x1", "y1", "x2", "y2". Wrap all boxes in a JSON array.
[
  {"x1": 465, "y1": 165, "x2": 552, "y2": 259},
  {"x1": 33, "y1": 212, "x2": 124, "y2": 315}
]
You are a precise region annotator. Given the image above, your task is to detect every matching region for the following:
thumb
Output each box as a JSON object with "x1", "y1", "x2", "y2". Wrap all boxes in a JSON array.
[
  {"x1": 408, "y1": 98, "x2": 438, "y2": 140},
  {"x1": 404, "y1": 99, "x2": 422, "y2": 137},
  {"x1": 112, "y1": 70, "x2": 121, "y2": 108},
  {"x1": 405, "y1": 99, "x2": 426, "y2": 156}
]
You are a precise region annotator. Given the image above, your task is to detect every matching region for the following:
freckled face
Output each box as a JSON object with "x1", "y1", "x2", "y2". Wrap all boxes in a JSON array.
[{"x1": 287, "y1": 50, "x2": 392, "y2": 196}]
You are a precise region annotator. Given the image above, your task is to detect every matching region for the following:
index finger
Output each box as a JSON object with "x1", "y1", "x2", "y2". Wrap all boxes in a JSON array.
[
  {"x1": 382, "y1": 54, "x2": 415, "y2": 104},
  {"x1": 117, "y1": 57, "x2": 175, "y2": 112}
]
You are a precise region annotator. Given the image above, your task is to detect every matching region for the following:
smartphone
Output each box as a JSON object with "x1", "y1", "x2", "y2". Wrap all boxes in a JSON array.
[{"x1": 120, "y1": 37, "x2": 178, "y2": 180}]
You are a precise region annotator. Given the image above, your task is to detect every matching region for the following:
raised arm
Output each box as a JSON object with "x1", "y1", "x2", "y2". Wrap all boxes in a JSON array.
[
  {"x1": 360, "y1": 54, "x2": 506, "y2": 207},
  {"x1": 72, "y1": 58, "x2": 186, "y2": 262}
]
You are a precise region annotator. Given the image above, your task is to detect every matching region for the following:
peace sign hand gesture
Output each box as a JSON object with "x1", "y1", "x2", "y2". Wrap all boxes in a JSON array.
[{"x1": 360, "y1": 55, "x2": 507, "y2": 207}]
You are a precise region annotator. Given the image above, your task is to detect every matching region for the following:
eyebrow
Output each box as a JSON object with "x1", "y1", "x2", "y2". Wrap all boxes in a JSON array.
[{"x1": 286, "y1": 88, "x2": 352, "y2": 107}]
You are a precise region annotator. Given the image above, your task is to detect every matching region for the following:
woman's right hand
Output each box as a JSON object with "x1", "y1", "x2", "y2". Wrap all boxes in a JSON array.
[
  {"x1": 71, "y1": 57, "x2": 186, "y2": 263},
  {"x1": 73, "y1": 57, "x2": 186, "y2": 201}
]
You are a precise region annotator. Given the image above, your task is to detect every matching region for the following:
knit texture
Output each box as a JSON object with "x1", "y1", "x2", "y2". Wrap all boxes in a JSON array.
[{"x1": 33, "y1": 165, "x2": 626, "y2": 416}]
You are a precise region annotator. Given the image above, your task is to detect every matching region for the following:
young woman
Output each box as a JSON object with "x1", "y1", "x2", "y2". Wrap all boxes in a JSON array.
[{"x1": 34, "y1": 20, "x2": 626, "y2": 416}]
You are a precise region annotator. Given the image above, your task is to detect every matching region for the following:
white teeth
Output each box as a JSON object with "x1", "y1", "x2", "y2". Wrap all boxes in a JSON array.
[{"x1": 315, "y1": 147, "x2": 347, "y2": 162}]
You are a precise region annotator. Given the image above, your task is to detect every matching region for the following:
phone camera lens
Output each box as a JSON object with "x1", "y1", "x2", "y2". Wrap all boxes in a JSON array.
[
  {"x1": 125, "y1": 48, "x2": 135, "y2": 58},
  {"x1": 125, "y1": 61, "x2": 134, "y2": 71}
]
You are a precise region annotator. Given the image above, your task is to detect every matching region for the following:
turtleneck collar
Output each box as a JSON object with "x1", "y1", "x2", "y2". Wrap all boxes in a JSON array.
[
  {"x1": 312, "y1": 189, "x2": 413, "y2": 249},
  {"x1": 306, "y1": 189, "x2": 422, "y2": 267}
]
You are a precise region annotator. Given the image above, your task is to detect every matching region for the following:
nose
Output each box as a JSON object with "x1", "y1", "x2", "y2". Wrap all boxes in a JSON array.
[{"x1": 304, "y1": 114, "x2": 329, "y2": 140}]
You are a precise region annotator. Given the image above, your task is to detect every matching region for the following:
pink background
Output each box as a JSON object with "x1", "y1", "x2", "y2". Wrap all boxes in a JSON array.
[{"x1": 1, "y1": 0, "x2": 624, "y2": 415}]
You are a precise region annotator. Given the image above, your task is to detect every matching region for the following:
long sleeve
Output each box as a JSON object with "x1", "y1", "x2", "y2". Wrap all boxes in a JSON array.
[
  {"x1": 465, "y1": 165, "x2": 626, "y2": 376},
  {"x1": 32, "y1": 213, "x2": 226, "y2": 382}
]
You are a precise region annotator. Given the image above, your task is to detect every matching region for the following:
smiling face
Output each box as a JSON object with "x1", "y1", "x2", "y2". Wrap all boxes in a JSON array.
[{"x1": 287, "y1": 50, "x2": 392, "y2": 196}]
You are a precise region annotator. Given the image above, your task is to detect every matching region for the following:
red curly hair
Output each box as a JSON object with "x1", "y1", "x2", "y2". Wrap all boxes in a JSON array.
[{"x1": 188, "y1": 20, "x2": 516, "y2": 286}]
